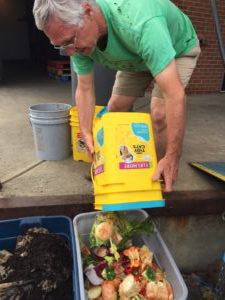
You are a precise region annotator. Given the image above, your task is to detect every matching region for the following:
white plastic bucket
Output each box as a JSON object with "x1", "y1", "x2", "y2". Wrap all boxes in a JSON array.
[{"x1": 29, "y1": 103, "x2": 72, "y2": 160}]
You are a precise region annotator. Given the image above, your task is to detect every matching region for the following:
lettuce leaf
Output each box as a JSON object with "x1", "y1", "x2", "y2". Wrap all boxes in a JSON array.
[
  {"x1": 88, "y1": 212, "x2": 154, "y2": 250},
  {"x1": 117, "y1": 215, "x2": 154, "y2": 250}
]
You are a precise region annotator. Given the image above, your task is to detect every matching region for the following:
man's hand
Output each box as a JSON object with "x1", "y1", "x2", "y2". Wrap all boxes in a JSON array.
[
  {"x1": 75, "y1": 73, "x2": 96, "y2": 159},
  {"x1": 82, "y1": 131, "x2": 95, "y2": 158},
  {"x1": 152, "y1": 154, "x2": 179, "y2": 192}
]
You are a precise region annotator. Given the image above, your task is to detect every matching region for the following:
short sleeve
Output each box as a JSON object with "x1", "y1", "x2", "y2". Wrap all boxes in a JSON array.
[
  {"x1": 137, "y1": 17, "x2": 176, "y2": 76},
  {"x1": 71, "y1": 53, "x2": 94, "y2": 75}
]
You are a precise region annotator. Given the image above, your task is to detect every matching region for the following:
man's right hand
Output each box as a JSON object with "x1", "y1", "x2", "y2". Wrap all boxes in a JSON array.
[
  {"x1": 83, "y1": 131, "x2": 95, "y2": 158},
  {"x1": 75, "y1": 73, "x2": 96, "y2": 159}
]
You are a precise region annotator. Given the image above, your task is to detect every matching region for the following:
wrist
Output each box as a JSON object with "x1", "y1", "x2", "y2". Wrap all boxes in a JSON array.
[
  {"x1": 164, "y1": 151, "x2": 181, "y2": 161},
  {"x1": 82, "y1": 130, "x2": 92, "y2": 138},
  {"x1": 166, "y1": 142, "x2": 183, "y2": 158}
]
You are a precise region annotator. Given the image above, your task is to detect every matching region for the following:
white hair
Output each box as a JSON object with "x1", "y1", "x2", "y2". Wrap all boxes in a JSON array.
[{"x1": 33, "y1": 0, "x2": 96, "y2": 30}]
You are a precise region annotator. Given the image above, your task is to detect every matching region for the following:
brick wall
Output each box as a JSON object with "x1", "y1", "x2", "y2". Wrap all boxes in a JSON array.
[{"x1": 173, "y1": 0, "x2": 225, "y2": 94}]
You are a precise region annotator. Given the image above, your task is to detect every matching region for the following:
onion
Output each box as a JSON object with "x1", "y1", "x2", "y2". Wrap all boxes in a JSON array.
[
  {"x1": 91, "y1": 246, "x2": 110, "y2": 259},
  {"x1": 94, "y1": 261, "x2": 108, "y2": 277},
  {"x1": 120, "y1": 253, "x2": 130, "y2": 267},
  {"x1": 85, "y1": 264, "x2": 104, "y2": 286}
]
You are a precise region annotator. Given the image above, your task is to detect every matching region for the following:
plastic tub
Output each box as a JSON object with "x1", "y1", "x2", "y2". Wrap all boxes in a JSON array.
[
  {"x1": 0, "y1": 215, "x2": 80, "y2": 300},
  {"x1": 73, "y1": 210, "x2": 188, "y2": 300}
]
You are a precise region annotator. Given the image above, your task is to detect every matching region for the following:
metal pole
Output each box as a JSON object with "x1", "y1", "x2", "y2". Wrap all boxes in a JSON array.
[{"x1": 210, "y1": 0, "x2": 225, "y2": 65}]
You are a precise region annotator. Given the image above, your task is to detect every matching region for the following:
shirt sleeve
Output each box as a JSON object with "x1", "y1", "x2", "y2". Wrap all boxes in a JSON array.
[
  {"x1": 137, "y1": 17, "x2": 176, "y2": 76},
  {"x1": 71, "y1": 53, "x2": 94, "y2": 75}
]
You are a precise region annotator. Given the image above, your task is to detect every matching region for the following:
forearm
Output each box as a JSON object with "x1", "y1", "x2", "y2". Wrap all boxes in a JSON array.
[
  {"x1": 165, "y1": 91, "x2": 186, "y2": 159},
  {"x1": 152, "y1": 60, "x2": 187, "y2": 190},
  {"x1": 75, "y1": 85, "x2": 96, "y2": 136}
]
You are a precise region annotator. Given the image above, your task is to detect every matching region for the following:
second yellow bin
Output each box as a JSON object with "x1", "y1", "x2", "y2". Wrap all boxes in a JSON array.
[{"x1": 70, "y1": 106, "x2": 103, "y2": 162}]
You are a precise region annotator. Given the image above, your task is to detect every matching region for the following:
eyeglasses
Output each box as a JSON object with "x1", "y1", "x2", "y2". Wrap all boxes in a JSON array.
[{"x1": 53, "y1": 32, "x2": 77, "y2": 50}]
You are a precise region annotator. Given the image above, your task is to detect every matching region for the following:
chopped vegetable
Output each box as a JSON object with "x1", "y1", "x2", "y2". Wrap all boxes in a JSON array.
[
  {"x1": 101, "y1": 266, "x2": 116, "y2": 281},
  {"x1": 95, "y1": 221, "x2": 113, "y2": 241},
  {"x1": 85, "y1": 264, "x2": 104, "y2": 286},
  {"x1": 94, "y1": 261, "x2": 108, "y2": 277},
  {"x1": 87, "y1": 286, "x2": 102, "y2": 299},
  {"x1": 102, "y1": 281, "x2": 117, "y2": 300},
  {"x1": 123, "y1": 246, "x2": 140, "y2": 268},
  {"x1": 104, "y1": 256, "x2": 115, "y2": 265},
  {"x1": 120, "y1": 252, "x2": 130, "y2": 267},
  {"x1": 132, "y1": 268, "x2": 139, "y2": 276},
  {"x1": 117, "y1": 216, "x2": 154, "y2": 250},
  {"x1": 146, "y1": 280, "x2": 171, "y2": 300},
  {"x1": 132, "y1": 295, "x2": 145, "y2": 300},
  {"x1": 124, "y1": 266, "x2": 134, "y2": 275},
  {"x1": 89, "y1": 213, "x2": 120, "y2": 247},
  {"x1": 139, "y1": 245, "x2": 153, "y2": 270},
  {"x1": 81, "y1": 244, "x2": 91, "y2": 256},
  {"x1": 110, "y1": 240, "x2": 120, "y2": 261},
  {"x1": 89, "y1": 212, "x2": 154, "y2": 250},
  {"x1": 79, "y1": 235, "x2": 91, "y2": 256},
  {"x1": 92, "y1": 246, "x2": 110, "y2": 259},
  {"x1": 83, "y1": 254, "x2": 97, "y2": 268},
  {"x1": 142, "y1": 266, "x2": 156, "y2": 282},
  {"x1": 89, "y1": 222, "x2": 108, "y2": 248},
  {"x1": 119, "y1": 274, "x2": 141, "y2": 299}
]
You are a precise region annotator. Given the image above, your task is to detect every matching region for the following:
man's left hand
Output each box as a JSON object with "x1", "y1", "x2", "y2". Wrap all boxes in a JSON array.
[{"x1": 152, "y1": 154, "x2": 179, "y2": 192}]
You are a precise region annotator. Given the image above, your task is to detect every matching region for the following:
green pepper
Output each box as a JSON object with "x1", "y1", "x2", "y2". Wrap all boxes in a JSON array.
[
  {"x1": 142, "y1": 266, "x2": 156, "y2": 281},
  {"x1": 101, "y1": 266, "x2": 116, "y2": 281}
]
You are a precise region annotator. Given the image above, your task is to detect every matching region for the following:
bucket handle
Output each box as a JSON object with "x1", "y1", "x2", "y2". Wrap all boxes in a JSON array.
[
  {"x1": 91, "y1": 162, "x2": 96, "y2": 187},
  {"x1": 91, "y1": 162, "x2": 125, "y2": 187}
]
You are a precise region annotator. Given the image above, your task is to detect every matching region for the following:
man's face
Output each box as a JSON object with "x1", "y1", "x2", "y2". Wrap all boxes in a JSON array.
[{"x1": 45, "y1": 13, "x2": 99, "y2": 56}]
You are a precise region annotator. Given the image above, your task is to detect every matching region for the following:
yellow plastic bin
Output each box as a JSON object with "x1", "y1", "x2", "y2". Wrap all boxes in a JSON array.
[
  {"x1": 70, "y1": 106, "x2": 103, "y2": 162},
  {"x1": 92, "y1": 112, "x2": 164, "y2": 211}
]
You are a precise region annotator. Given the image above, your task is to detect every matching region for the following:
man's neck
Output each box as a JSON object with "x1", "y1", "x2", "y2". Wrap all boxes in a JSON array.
[{"x1": 94, "y1": 6, "x2": 108, "y2": 39}]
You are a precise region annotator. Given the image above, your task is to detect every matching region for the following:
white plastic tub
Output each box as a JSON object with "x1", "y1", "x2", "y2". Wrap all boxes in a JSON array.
[{"x1": 73, "y1": 210, "x2": 188, "y2": 300}]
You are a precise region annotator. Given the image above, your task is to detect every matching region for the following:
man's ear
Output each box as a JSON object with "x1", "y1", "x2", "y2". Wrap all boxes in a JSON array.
[{"x1": 81, "y1": 2, "x2": 93, "y2": 16}]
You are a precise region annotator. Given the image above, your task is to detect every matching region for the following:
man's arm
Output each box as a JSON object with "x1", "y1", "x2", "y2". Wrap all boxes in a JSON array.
[
  {"x1": 75, "y1": 73, "x2": 96, "y2": 155},
  {"x1": 152, "y1": 59, "x2": 186, "y2": 191}
]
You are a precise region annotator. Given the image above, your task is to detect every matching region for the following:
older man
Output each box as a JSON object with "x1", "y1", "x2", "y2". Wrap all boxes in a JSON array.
[{"x1": 33, "y1": 0, "x2": 200, "y2": 191}]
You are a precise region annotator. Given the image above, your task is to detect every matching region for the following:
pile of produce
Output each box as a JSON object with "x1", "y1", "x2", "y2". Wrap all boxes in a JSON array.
[
  {"x1": 0, "y1": 227, "x2": 73, "y2": 300},
  {"x1": 80, "y1": 212, "x2": 173, "y2": 300}
]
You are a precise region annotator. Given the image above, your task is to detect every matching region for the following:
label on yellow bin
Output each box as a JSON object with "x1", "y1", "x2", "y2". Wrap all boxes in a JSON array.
[{"x1": 117, "y1": 123, "x2": 152, "y2": 169}]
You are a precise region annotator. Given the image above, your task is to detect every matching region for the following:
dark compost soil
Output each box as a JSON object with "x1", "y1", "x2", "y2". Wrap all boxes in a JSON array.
[{"x1": 0, "y1": 227, "x2": 73, "y2": 300}]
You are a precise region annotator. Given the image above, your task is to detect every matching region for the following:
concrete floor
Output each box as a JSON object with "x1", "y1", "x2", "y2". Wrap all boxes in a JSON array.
[{"x1": 0, "y1": 61, "x2": 225, "y2": 198}]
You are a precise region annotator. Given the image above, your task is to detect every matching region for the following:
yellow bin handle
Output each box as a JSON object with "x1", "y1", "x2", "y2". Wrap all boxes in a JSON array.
[
  {"x1": 91, "y1": 162, "x2": 96, "y2": 187},
  {"x1": 91, "y1": 162, "x2": 125, "y2": 187}
]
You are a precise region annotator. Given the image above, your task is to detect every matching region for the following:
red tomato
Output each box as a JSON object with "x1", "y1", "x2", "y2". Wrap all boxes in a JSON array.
[
  {"x1": 124, "y1": 266, "x2": 133, "y2": 274},
  {"x1": 134, "y1": 274, "x2": 141, "y2": 281},
  {"x1": 140, "y1": 287, "x2": 146, "y2": 296}
]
